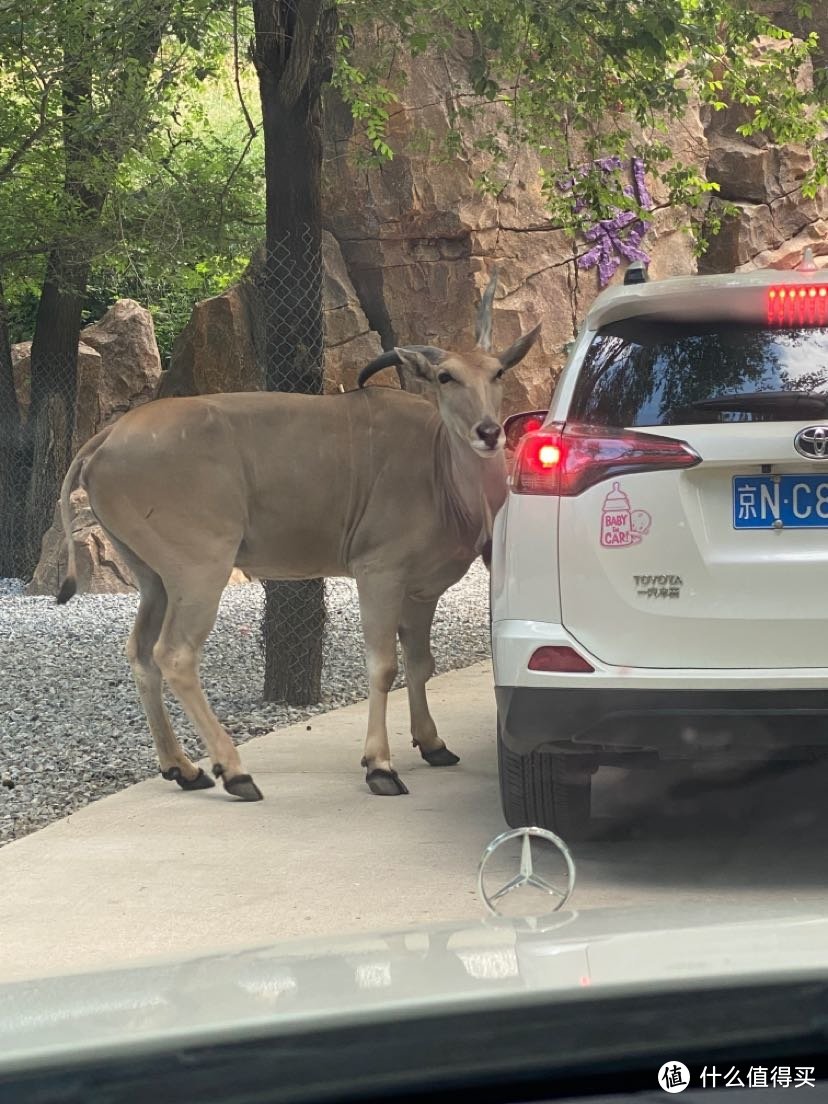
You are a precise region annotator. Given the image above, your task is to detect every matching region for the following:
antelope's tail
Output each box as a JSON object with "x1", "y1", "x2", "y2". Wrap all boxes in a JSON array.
[{"x1": 56, "y1": 426, "x2": 115, "y2": 604}]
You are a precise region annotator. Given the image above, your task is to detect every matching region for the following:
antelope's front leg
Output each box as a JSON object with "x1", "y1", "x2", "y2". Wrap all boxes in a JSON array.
[
  {"x1": 399, "y1": 595, "x2": 459, "y2": 767},
  {"x1": 356, "y1": 575, "x2": 408, "y2": 796}
]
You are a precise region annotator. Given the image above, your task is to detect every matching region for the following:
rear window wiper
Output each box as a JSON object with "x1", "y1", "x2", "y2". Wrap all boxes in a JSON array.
[{"x1": 690, "y1": 390, "x2": 828, "y2": 417}]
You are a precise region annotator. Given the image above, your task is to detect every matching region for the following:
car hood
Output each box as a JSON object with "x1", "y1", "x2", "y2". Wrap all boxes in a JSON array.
[{"x1": 1, "y1": 902, "x2": 827, "y2": 1074}]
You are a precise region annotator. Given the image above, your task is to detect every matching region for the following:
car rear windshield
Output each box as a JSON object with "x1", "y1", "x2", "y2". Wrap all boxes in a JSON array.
[{"x1": 569, "y1": 318, "x2": 828, "y2": 427}]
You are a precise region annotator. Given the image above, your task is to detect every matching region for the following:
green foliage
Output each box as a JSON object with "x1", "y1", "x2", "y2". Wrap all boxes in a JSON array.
[
  {"x1": 3, "y1": 0, "x2": 827, "y2": 345},
  {"x1": 334, "y1": 0, "x2": 828, "y2": 243},
  {"x1": 0, "y1": 0, "x2": 262, "y2": 356},
  {"x1": 84, "y1": 254, "x2": 249, "y2": 364},
  {"x1": 331, "y1": 36, "x2": 399, "y2": 164}
]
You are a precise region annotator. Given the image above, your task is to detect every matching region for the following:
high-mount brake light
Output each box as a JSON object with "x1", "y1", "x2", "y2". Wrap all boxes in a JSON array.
[
  {"x1": 512, "y1": 424, "x2": 701, "y2": 496},
  {"x1": 767, "y1": 284, "x2": 828, "y2": 326}
]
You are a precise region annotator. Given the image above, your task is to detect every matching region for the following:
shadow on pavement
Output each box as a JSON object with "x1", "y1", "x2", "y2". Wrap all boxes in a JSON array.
[{"x1": 578, "y1": 755, "x2": 828, "y2": 893}]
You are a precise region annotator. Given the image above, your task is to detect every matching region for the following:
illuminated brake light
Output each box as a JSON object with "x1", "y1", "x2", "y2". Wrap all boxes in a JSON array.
[
  {"x1": 768, "y1": 285, "x2": 828, "y2": 326},
  {"x1": 529, "y1": 646, "x2": 594, "y2": 673},
  {"x1": 512, "y1": 424, "x2": 701, "y2": 496},
  {"x1": 512, "y1": 430, "x2": 564, "y2": 493},
  {"x1": 537, "y1": 443, "x2": 561, "y2": 467}
]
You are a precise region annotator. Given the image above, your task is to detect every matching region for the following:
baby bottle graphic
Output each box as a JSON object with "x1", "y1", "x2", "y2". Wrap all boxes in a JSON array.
[
  {"x1": 600, "y1": 482, "x2": 651, "y2": 547},
  {"x1": 601, "y1": 482, "x2": 632, "y2": 547}
]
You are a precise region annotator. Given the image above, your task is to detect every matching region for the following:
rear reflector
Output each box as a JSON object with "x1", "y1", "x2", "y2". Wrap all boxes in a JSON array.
[
  {"x1": 768, "y1": 285, "x2": 828, "y2": 326},
  {"x1": 512, "y1": 423, "x2": 701, "y2": 496},
  {"x1": 528, "y1": 646, "x2": 594, "y2": 673}
]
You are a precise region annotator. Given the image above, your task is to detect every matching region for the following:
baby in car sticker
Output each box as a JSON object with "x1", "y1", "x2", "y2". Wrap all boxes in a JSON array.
[
  {"x1": 600, "y1": 481, "x2": 652, "y2": 547},
  {"x1": 597, "y1": 481, "x2": 684, "y2": 599}
]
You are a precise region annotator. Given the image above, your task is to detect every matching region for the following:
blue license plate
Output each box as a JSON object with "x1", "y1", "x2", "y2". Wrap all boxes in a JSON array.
[{"x1": 733, "y1": 475, "x2": 828, "y2": 528}]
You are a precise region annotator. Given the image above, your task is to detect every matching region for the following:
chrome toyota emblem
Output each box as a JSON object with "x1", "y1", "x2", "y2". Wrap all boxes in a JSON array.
[
  {"x1": 795, "y1": 425, "x2": 828, "y2": 459},
  {"x1": 477, "y1": 827, "x2": 576, "y2": 918}
]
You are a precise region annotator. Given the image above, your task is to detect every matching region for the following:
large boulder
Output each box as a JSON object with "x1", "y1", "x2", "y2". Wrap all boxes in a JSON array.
[
  {"x1": 10, "y1": 300, "x2": 162, "y2": 453},
  {"x1": 12, "y1": 341, "x2": 103, "y2": 454},
  {"x1": 157, "y1": 282, "x2": 261, "y2": 399},
  {"x1": 26, "y1": 489, "x2": 136, "y2": 597},
  {"x1": 156, "y1": 232, "x2": 384, "y2": 399},
  {"x1": 80, "y1": 299, "x2": 162, "y2": 430}
]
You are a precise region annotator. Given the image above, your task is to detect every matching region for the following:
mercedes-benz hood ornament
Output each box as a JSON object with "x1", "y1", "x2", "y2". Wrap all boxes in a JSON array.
[{"x1": 477, "y1": 827, "x2": 576, "y2": 919}]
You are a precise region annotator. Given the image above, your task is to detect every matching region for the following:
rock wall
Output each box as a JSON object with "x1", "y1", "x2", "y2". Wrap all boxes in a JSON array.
[
  {"x1": 700, "y1": 104, "x2": 828, "y2": 273},
  {"x1": 320, "y1": 27, "x2": 826, "y2": 410},
  {"x1": 161, "y1": 13, "x2": 827, "y2": 416},
  {"x1": 320, "y1": 39, "x2": 709, "y2": 414}
]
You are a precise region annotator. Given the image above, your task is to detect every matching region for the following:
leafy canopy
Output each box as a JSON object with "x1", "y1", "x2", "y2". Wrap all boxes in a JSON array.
[
  {"x1": 333, "y1": 0, "x2": 828, "y2": 242},
  {"x1": 2, "y1": 0, "x2": 826, "y2": 349},
  {"x1": 0, "y1": 0, "x2": 264, "y2": 354}
]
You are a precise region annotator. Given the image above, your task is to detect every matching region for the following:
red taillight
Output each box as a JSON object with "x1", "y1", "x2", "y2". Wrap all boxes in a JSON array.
[
  {"x1": 512, "y1": 430, "x2": 564, "y2": 492},
  {"x1": 528, "y1": 646, "x2": 594, "y2": 673},
  {"x1": 512, "y1": 423, "x2": 701, "y2": 496},
  {"x1": 768, "y1": 285, "x2": 828, "y2": 326}
]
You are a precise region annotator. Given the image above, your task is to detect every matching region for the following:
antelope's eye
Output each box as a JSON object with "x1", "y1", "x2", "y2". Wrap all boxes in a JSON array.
[
  {"x1": 494, "y1": 368, "x2": 505, "y2": 381},
  {"x1": 437, "y1": 371, "x2": 454, "y2": 384}
]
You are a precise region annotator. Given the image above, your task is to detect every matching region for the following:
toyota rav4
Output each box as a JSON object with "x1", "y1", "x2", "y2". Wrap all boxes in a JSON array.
[{"x1": 491, "y1": 252, "x2": 828, "y2": 838}]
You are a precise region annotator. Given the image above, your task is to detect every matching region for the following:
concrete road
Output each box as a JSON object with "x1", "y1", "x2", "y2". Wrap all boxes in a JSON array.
[{"x1": 1, "y1": 660, "x2": 827, "y2": 984}]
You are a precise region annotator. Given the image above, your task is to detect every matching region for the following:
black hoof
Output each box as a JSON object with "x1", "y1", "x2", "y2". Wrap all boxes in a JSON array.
[
  {"x1": 419, "y1": 745, "x2": 460, "y2": 767},
  {"x1": 366, "y1": 768, "x2": 410, "y2": 796},
  {"x1": 224, "y1": 773, "x2": 264, "y2": 802},
  {"x1": 162, "y1": 766, "x2": 216, "y2": 791}
]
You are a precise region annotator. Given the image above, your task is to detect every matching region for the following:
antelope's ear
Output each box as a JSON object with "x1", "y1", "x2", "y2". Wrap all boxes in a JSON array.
[
  {"x1": 394, "y1": 347, "x2": 435, "y2": 381},
  {"x1": 496, "y1": 323, "x2": 542, "y2": 372}
]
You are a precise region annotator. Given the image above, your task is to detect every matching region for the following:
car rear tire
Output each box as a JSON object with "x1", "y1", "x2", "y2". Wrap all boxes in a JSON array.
[{"x1": 497, "y1": 720, "x2": 592, "y2": 840}]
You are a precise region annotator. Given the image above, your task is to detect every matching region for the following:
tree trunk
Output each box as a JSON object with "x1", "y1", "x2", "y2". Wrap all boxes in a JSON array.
[
  {"x1": 0, "y1": 275, "x2": 23, "y2": 577},
  {"x1": 20, "y1": 247, "x2": 92, "y2": 575},
  {"x1": 16, "y1": 8, "x2": 169, "y2": 578},
  {"x1": 253, "y1": 0, "x2": 337, "y2": 706}
]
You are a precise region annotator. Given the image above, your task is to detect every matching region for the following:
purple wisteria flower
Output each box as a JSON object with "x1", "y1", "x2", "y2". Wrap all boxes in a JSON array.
[{"x1": 558, "y1": 156, "x2": 654, "y2": 287}]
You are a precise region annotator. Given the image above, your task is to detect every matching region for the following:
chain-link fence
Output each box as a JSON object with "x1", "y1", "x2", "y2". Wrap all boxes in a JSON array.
[
  {"x1": 0, "y1": 221, "x2": 339, "y2": 708},
  {"x1": 253, "y1": 225, "x2": 329, "y2": 707},
  {"x1": 0, "y1": 341, "x2": 81, "y2": 585}
]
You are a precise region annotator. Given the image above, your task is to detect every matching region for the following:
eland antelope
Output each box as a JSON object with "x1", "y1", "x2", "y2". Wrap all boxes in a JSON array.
[{"x1": 56, "y1": 270, "x2": 541, "y2": 800}]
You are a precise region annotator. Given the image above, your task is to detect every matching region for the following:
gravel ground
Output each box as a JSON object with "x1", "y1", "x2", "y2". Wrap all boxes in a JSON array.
[{"x1": 0, "y1": 564, "x2": 491, "y2": 846}]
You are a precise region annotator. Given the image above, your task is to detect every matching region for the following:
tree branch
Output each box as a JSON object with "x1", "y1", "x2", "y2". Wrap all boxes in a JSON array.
[
  {"x1": 233, "y1": 0, "x2": 258, "y2": 137},
  {"x1": 218, "y1": 129, "x2": 258, "y2": 223},
  {"x1": 0, "y1": 74, "x2": 59, "y2": 184}
]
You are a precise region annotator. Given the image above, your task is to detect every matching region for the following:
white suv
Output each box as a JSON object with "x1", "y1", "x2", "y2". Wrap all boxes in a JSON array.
[{"x1": 491, "y1": 253, "x2": 828, "y2": 838}]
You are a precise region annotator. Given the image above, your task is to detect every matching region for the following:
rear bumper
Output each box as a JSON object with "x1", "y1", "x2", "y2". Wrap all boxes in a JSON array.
[
  {"x1": 492, "y1": 619, "x2": 828, "y2": 690},
  {"x1": 496, "y1": 685, "x2": 828, "y2": 761}
]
